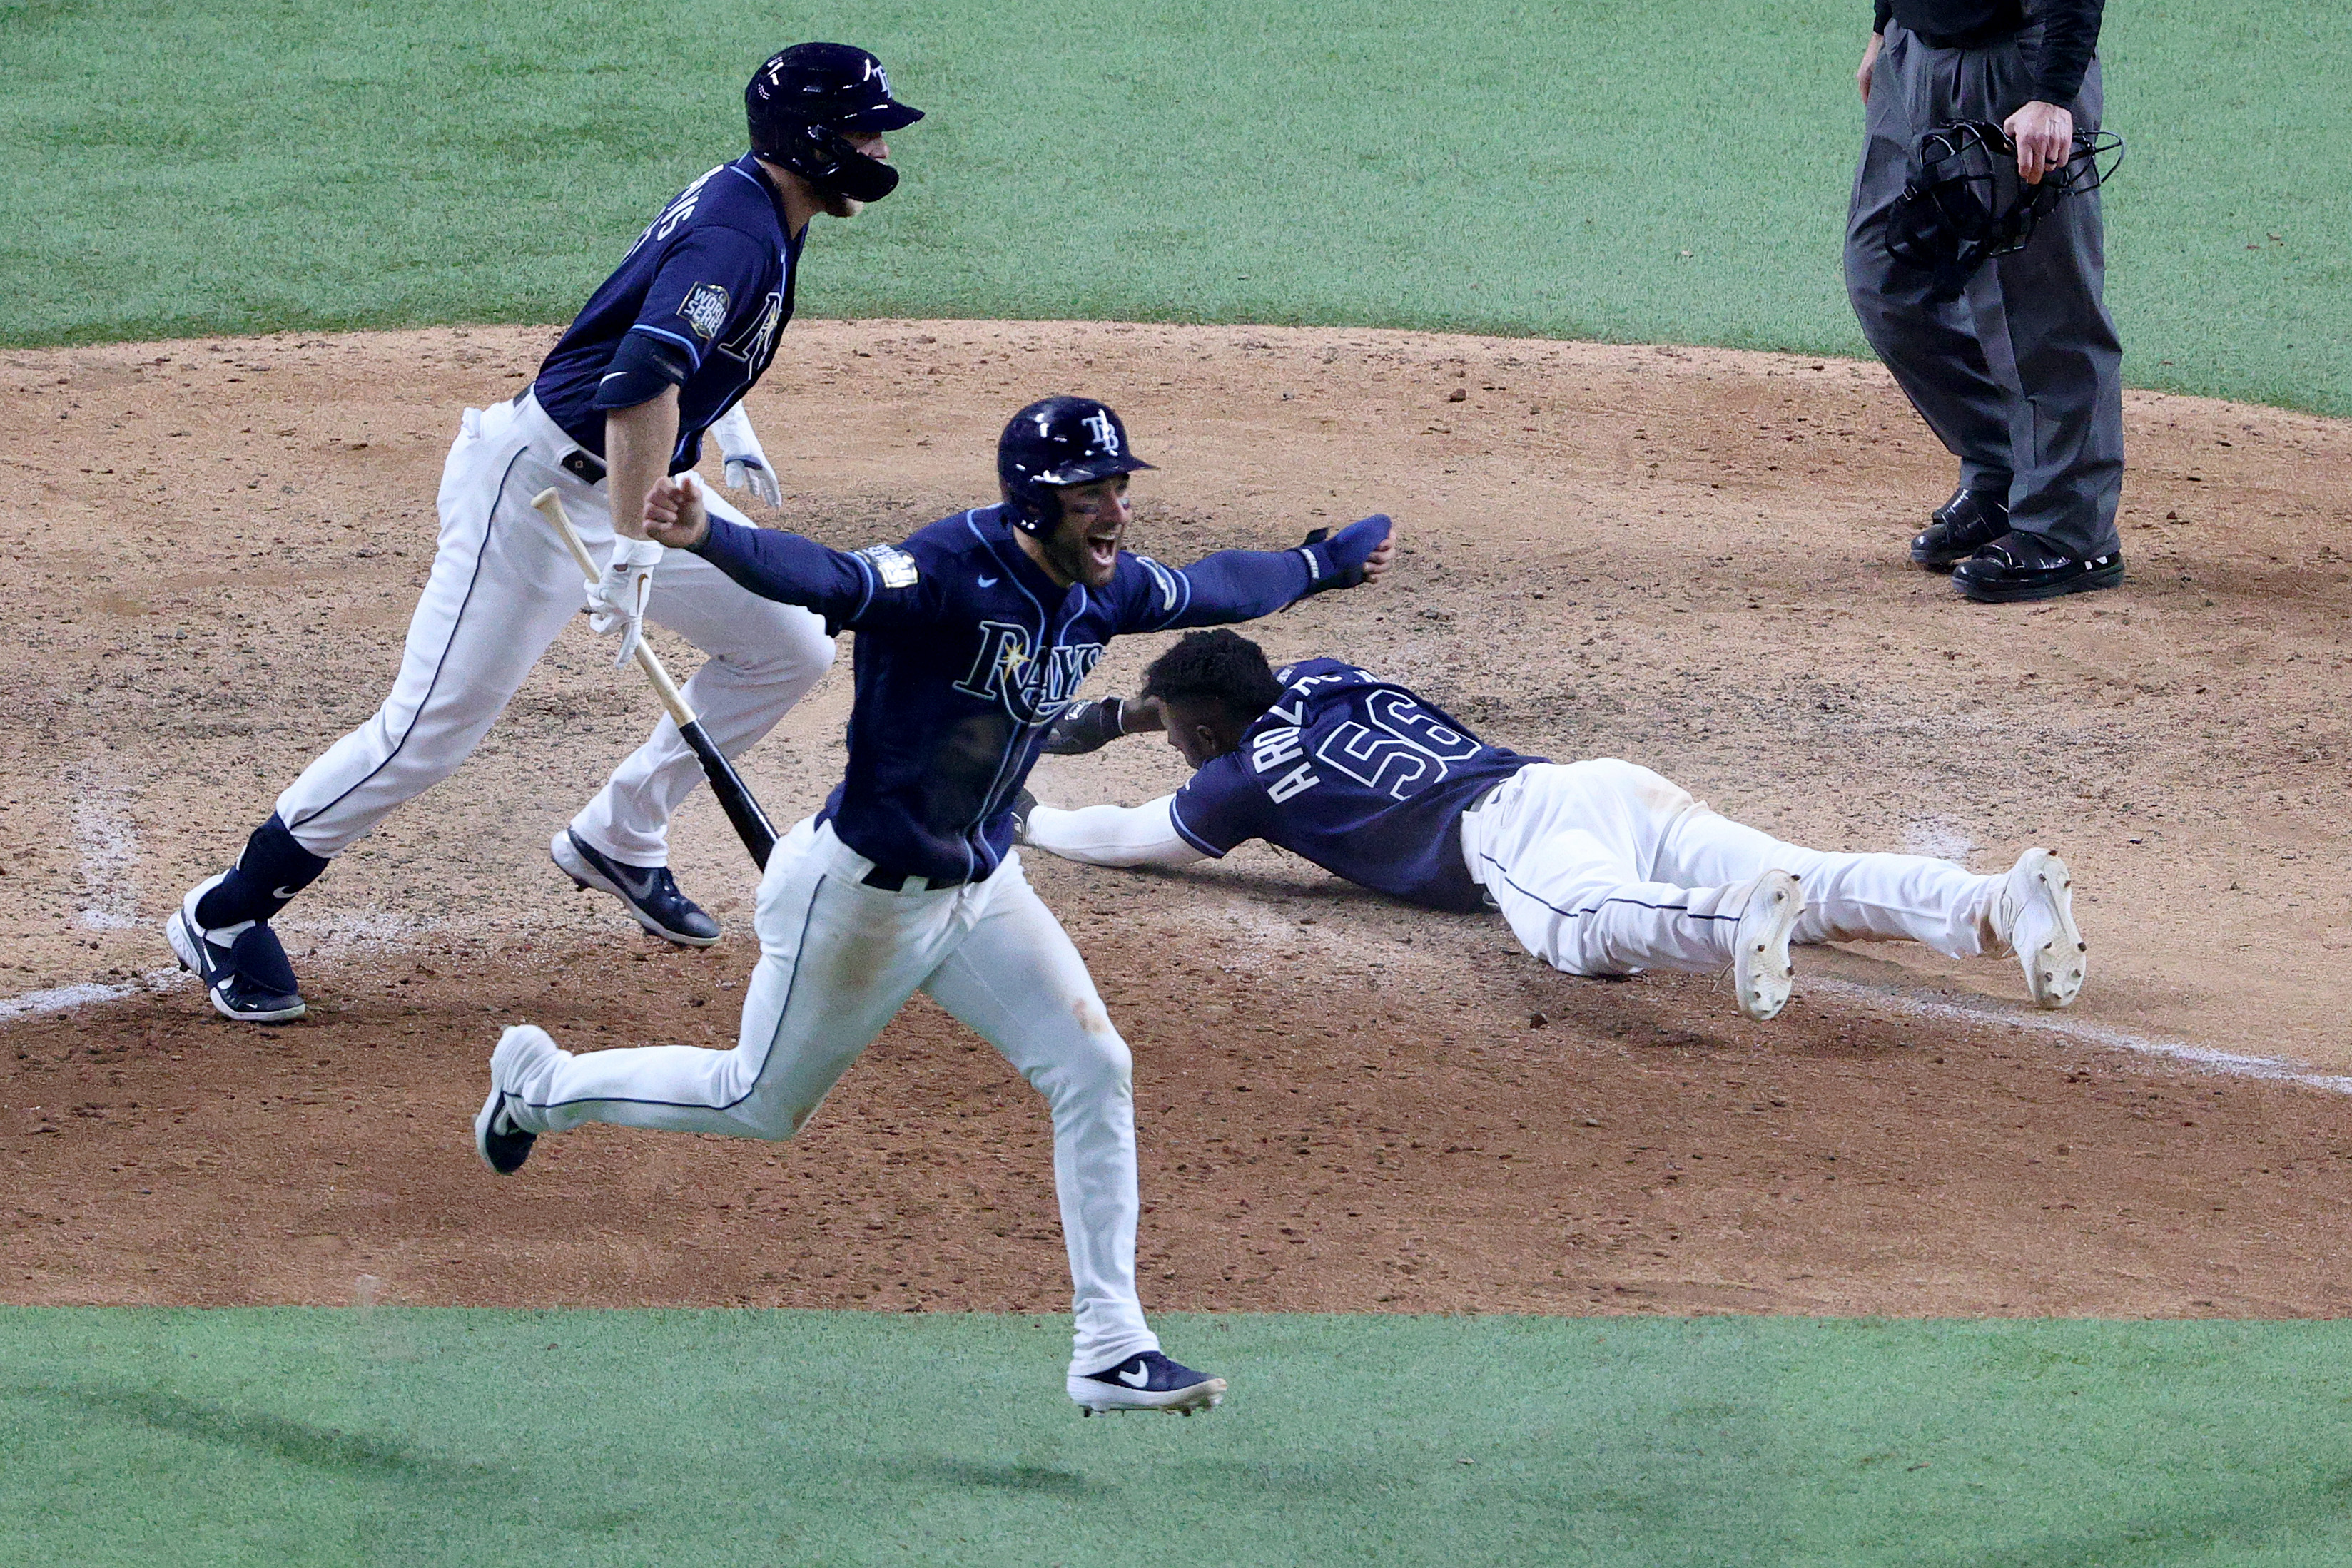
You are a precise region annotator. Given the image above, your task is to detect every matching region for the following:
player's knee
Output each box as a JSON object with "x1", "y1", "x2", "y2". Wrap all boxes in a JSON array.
[
  {"x1": 1035, "y1": 1018, "x2": 1132, "y2": 1106},
  {"x1": 730, "y1": 608, "x2": 835, "y2": 683},
  {"x1": 738, "y1": 1080, "x2": 823, "y2": 1142}
]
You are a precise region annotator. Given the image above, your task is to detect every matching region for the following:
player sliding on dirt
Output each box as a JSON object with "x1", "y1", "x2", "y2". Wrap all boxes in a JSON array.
[
  {"x1": 1020, "y1": 631, "x2": 2087, "y2": 1022},
  {"x1": 474, "y1": 399, "x2": 1394, "y2": 1417}
]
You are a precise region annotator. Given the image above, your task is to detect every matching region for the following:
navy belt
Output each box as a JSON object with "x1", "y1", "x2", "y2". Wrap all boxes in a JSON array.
[{"x1": 860, "y1": 862, "x2": 994, "y2": 893}]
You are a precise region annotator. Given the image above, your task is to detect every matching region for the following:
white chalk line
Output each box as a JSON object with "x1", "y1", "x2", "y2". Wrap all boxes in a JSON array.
[
  {"x1": 0, "y1": 968, "x2": 189, "y2": 1021},
  {"x1": 71, "y1": 783, "x2": 145, "y2": 932},
  {"x1": 1805, "y1": 975, "x2": 2352, "y2": 1096}
]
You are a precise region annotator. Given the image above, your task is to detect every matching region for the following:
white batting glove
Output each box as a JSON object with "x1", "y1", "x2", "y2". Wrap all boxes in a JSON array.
[
  {"x1": 587, "y1": 534, "x2": 663, "y2": 669},
  {"x1": 710, "y1": 403, "x2": 783, "y2": 508}
]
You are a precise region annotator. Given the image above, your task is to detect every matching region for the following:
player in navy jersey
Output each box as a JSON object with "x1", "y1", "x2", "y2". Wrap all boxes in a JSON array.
[
  {"x1": 472, "y1": 399, "x2": 1394, "y2": 1415},
  {"x1": 166, "y1": 45, "x2": 918, "y2": 1022},
  {"x1": 1021, "y1": 631, "x2": 2090, "y2": 1022}
]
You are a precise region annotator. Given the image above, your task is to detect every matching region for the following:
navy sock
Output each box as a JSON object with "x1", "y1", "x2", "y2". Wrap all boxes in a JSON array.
[{"x1": 194, "y1": 814, "x2": 330, "y2": 928}]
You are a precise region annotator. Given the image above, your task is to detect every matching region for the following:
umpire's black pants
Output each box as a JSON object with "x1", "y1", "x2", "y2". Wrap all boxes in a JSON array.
[{"x1": 1845, "y1": 23, "x2": 2124, "y2": 561}]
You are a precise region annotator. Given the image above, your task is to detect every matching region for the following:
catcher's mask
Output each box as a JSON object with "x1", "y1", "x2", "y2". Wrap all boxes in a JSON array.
[
  {"x1": 1885, "y1": 121, "x2": 2124, "y2": 302},
  {"x1": 746, "y1": 43, "x2": 921, "y2": 205}
]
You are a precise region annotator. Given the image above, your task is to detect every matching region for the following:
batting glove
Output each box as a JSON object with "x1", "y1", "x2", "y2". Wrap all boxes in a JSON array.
[
  {"x1": 587, "y1": 534, "x2": 664, "y2": 669},
  {"x1": 1042, "y1": 698, "x2": 1130, "y2": 755},
  {"x1": 710, "y1": 403, "x2": 784, "y2": 508},
  {"x1": 1302, "y1": 514, "x2": 1392, "y2": 592}
]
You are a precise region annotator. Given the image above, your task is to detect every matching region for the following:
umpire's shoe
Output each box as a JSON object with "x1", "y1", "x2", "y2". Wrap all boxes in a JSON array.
[
  {"x1": 551, "y1": 830, "x2": 721, "y2": 947},
  {"x1": 1910, "y1": 487, "x2": 2009, "y2": 569},
  {"x1": 1952, "y1": 533, "x2": 2124, "y2": 604},
  {"x1": 475, "y1": 1024, "x2": 558, "y2": 1175},
  {"x1": 1068, "y1": 1352, "x2": 1228, "y2": 1417},
  {"x1": 166, "y1": 875, "x2": 307, "y2": 1023}
]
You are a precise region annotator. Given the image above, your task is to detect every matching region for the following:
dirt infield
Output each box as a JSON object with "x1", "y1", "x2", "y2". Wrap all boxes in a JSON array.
[{"x1": 6, "y1": 321, "x2": 2351, "y2": 1313}]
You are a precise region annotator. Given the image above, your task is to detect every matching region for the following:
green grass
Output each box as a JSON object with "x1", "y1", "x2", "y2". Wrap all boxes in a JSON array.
[
  {"x1": 2, "y1": 1, "x2": 2348, "y2": 412},
  {"x1": 9, "y1": 1309, "x2": 2352, "y2": 1566}
]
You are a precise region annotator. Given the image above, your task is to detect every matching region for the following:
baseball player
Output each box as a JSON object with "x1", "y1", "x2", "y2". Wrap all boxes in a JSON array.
[
  {"x1": 1847, "y1": 0, "x2": 2124, "y2": 602},
  {"x1": 166, "y1": 45, "x2": 920, "y2": 1022},
  {"x1": 1020, "y1": 631, "x2": 2088, "y2": 1020},
  {"x1": 472, "y1": 399, "x2": 1396, "y2": 1416}
]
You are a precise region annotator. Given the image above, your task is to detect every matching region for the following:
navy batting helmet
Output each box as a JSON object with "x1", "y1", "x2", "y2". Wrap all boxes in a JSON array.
[
  {"x1": 998, "y1": 398, "x2": 1156, "y2": 535},
  {"x1": 747, "y1": 44, "x2": 922, "y2": 204}
]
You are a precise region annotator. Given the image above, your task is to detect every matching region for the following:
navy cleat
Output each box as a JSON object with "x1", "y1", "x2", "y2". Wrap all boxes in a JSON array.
[
  {"x1": 550, "y1": 830, "x2": 721, "y2": 947},
  {"x1": 475, "y1": 1025, "x2": 558, "y2": 1175},
  {"x1": 166, "y1": 875, "x2": 307, "y2": 1023},
  {"x1": 1068, "y1": 1351, "x2": 1227, "y2": 1417}
]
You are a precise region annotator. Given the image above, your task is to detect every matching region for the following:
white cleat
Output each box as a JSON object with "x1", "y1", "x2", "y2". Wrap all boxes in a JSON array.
[
  {"x1": 1999, "y1": 848, "x2": 2087, "y2": 1009},
  {"x1": 1729, "y1": 870, "x2": 1804, "y2": 1022}
]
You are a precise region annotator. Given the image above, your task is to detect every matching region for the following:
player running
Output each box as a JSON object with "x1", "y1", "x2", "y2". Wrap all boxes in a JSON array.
[
  {"x1": 472, "y1": 399, "x2": 1395, "y2": 1417},
  {"x1": 1019, "y1": 631, "x2": 2088, "y2": 1021},
  {"x1": 167, "y1": 44, "x2": 918, "y2": 1022}
]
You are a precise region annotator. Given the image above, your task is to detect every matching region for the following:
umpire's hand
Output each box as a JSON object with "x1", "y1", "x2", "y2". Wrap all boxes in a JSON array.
[{"x1": 2004, "y1": 100, "x2": 2074, "y2": 184}]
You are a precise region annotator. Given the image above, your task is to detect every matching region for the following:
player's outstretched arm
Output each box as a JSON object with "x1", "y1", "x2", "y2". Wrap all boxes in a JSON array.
[
  {"x1": 1020, "y1": 795, "x2": 1210, "y2": 870},
  {"x1": 643, "y1": 474, "x2": 893, "y2": 629},
  {"x1": 1148, "y1": 515, "x2": 1395, "y2": 631}
]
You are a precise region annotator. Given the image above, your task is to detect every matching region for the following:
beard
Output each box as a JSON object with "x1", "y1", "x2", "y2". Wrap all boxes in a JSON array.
[
  {"x1": 1040, "y1": 519, "x2": 1117, "y2": 589},
  {"x1": 822, "y1": 191, "x2": 865, "y2": 219}
]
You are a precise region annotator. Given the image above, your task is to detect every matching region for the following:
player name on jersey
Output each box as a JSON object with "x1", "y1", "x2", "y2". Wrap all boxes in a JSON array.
[{"x1": 1171, "y1": 660, "x2": 1543, "y2": 912}]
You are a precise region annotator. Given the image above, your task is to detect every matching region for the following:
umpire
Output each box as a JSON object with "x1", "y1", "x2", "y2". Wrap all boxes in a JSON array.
[{"x1": 1847, "y1": 1, "x2": 2124, "y2": 603}]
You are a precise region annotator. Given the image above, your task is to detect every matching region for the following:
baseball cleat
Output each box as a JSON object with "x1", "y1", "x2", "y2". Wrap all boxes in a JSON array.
[
  {"x1": 1951, "y1": 534, "x2": 2123, "y2": 603},
  {"x1": 166, "y1": 875, "x2": 307, "y2": 1023},
  {"x1": 551, "y1": 830, "x2": 721, "y2": 947},
  {"x1": 1068, "y1": 1352, "x2": 1227, "y2": 1417},
  {"x1": 1729, "y1": 870, "x2": 1804, "y2": 1022},
  {"x1": 1998, "y1": 848, "x2": 2087, "y2": 1009},
  {"x1": 475, "y1": 1024, "x2": 558, "y2": 1176},
  {"x1": 1911, "y1": 486, "x2": 2009, "y2": 569}
]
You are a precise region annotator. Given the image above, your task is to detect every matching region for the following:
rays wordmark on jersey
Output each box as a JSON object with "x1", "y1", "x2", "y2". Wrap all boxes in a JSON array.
[{"x1": 953, "y1": 622, "x2": 1105, "y2": 723}]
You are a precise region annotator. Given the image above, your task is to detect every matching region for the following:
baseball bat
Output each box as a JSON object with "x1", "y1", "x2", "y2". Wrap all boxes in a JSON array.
[{"x1": 530, "y1": 487, "x2": 779, "y2": 869}]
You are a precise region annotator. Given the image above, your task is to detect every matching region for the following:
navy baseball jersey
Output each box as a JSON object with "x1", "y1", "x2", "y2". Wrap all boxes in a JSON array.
[
  {"x1": 694, "y1": 504, "x2": 1364, "y2": 883},
  {"x1": 534, "y1": 154, "x2": 802, "y2": 472},
  {"x1": 1168, "y1": 659, "x2": 1541, "y2": 912}
]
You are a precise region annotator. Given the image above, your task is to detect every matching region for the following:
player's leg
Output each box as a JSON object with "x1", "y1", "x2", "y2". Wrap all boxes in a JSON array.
[
  {"x1": 1658, "y1": 809, "x2": 2087, "y2": 1007},
  {"x1": 1465, "y1": 762, "x2": 1760, "y2": 976},
  {"x1": 1843, "y1": 26, "x2": 2016, "y2": 507},
  {"x1": 557, "y1": 487, "x2": 836, "y2": 942},
  {"x1": 917, "y1": 855, "x2": 1223, "y2": 1414},
  {"x1": 170, "y1": 402, "x2": 590, "y2": 1021},
  {"x1": 1654, "y1": 805, "x2": 2000, "y2": 957},
  {"x1": 487, "y1": 820, "x2": 946, "y2": 1143}
]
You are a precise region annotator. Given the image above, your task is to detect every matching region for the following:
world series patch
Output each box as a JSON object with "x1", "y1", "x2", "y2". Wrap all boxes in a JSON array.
[
  {"x1": 852, "y1": 544, "x2": 920, "y2": 589},
  {"x1": 677, "y1": 282, "x2": 730, "y2": 342}
]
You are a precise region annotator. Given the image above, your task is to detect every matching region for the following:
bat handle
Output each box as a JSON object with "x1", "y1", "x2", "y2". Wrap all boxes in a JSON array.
[{"x1": 531, "y1": 487, "x2": 698, "y2": 730}]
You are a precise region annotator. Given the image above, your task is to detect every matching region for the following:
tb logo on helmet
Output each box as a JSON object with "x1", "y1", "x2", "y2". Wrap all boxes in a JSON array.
[{"x1": 998, "y1": 397, "x2": 1156, "y2": 534}]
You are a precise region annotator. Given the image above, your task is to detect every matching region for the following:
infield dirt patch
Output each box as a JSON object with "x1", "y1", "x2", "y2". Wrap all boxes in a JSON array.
[{"x1": 6, "y1": 321, "x2": 2350, "y2": 1313}]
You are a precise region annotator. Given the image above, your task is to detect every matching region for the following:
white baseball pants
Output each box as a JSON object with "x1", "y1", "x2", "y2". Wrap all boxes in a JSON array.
[
  {"x1": 272, "y1": 392, "x2": 833, "y2": 865},
  {"x1": 497, "y1": 817, "x2": 1161, "y2": 1375},
  {"x1": 1459, "y1": 760, "x2": 2002, "y2": 975}
]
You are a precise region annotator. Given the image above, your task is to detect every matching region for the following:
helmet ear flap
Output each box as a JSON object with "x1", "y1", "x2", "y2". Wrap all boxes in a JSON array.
[{"x1": 754, "y1": 120, "x2": 901, "y2": 203}]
